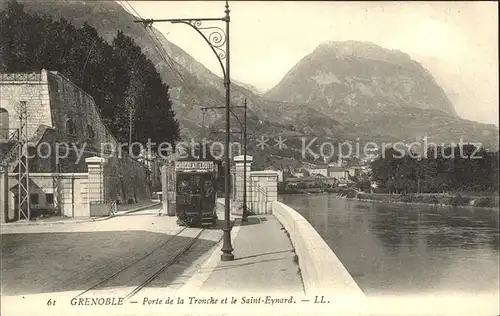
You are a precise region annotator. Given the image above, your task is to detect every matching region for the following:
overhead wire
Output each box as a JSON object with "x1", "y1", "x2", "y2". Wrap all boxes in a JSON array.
[
  {"x1": 123, "y1": 1, "x2": 247, "y2": 137},
  {"x1": 123, "y1": 1, "x2": 211, "y2": 109}
]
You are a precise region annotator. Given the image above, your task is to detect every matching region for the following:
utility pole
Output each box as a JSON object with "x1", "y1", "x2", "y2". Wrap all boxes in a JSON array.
[
  {"x1": 201, "y1": 101, "x2": 248, "y2": 221},
  {"x1": 135, "y1": 0, "x2": 235, "y2": 261},
  {"x1": 15, "y1": 101, "x2": 30, "y2": 220},
  {"x1": 128, "y1": 107, "x2": 133, "y2": 148},
  {"x1": 242, "y1": 99, "x2": 248, "y2": 221}
]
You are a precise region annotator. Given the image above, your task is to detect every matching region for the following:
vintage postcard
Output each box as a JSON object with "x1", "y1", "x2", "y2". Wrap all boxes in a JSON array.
[{"x1": 0, "y1": 1, "x2": 498, "y2": 315}]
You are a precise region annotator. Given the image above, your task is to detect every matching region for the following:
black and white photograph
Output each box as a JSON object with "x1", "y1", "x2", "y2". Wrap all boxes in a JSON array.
[{"x1": 0, "y1": 1, "x2": 498, "y2": 315}]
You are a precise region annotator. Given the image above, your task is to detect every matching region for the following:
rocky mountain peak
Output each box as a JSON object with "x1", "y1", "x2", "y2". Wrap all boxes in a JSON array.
[
  {"x1": 265, "y1": 40, "x2": 457, "y2": 117},
  {"x1": 315, "y1": 41, "x2": 413, "y2": 64}
]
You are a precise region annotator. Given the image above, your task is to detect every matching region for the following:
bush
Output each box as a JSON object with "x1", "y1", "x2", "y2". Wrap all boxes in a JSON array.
[
  {"x1": 473, "y1": 197, "x2": 497, "y2": 208},
  {"x1": 428, "y1": 196, "x2": 439, "y2": 204},
  {"x1": 400, "y1": 194, "x2": 416, "y2": 203},
  {"x1": 325, "y1": 188, "x2": 340, "y2": 193},
  {"x1": 373, "y1": 187, "x2": 390, "y2": 194},
  {"x1": 448, "y1": 195, "x2": 470, "y2": 207}
]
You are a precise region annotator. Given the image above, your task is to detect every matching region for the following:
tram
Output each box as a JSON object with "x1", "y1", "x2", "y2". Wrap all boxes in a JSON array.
[{"x1": 175, "y1": 159, "x2": 221, "y2": 227}]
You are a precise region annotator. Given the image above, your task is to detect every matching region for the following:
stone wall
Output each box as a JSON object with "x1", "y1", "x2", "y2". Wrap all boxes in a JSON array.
[
  {"x1": 272, "y1": 201, "x2": 366, "y2": 298},
  {"x1": 0, "y1": 71, "x2": 52, "y2": 140},
  {"x1": 1, "y1": 70, "x2": 153, "y2": 205},
  {"x1": 103, "y1": 156, "x2": 151, "y2": 204},
  {"x1": 46, "y1": 71, "x2": 152, "y2": 202},
  {"x1": 46, "y1": 70, "x2": 117, "y2": 172}
]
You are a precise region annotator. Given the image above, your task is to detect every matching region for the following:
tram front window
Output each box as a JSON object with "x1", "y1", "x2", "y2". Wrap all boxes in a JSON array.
[
  {"x1": 177, "y1": 175, "x2": 203, "y2": 194},
  {"x1": 203, "y1": 180, "x2": 213, "y2": 197}
]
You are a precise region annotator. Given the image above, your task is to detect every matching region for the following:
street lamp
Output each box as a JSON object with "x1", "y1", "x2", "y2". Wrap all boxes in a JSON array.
[{"x1": 135, "y1": 1, "x2": 234, "y2": 261}]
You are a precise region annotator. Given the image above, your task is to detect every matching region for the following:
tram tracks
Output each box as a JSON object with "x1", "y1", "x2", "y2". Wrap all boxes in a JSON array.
[
  {"x1": 124, "y1": 228, "x2": 204, "y2": 299},
  {"x1": 73, "y1": 226, "x2": 205, "y2": 300}
]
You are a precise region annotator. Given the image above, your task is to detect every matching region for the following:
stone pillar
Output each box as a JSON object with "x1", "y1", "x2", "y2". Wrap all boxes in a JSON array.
[
  {"x1": 85, "y1": 157, "x2": 106, "y2": 203},
  {"x1": 160, "y1": 164, "x2": 169, "y2": 215},
  {"x1": 1, "y1": 166, "x2": 8, "y2": 223},
  {"x1": 232, "y1": 155, "x2": 253, "y2": 215}
]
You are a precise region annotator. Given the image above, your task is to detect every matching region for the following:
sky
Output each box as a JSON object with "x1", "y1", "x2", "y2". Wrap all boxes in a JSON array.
[{"x1": 122, "y1": 1, "x2": 498, "y2": 126}]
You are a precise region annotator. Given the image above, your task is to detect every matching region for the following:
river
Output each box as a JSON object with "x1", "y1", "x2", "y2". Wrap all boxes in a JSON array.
[{"x1": 280, "y1": 194, "x2": 500, "y2": 296}]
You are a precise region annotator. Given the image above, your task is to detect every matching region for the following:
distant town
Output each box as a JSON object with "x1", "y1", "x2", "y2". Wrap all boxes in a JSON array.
[{"x1": 268, "y1": 154, "x2": 375, "y2": 194}]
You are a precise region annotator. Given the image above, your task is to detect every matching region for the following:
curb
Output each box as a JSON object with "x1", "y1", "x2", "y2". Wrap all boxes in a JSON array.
[{"x1": 0, "y1": 202, "x2": 162, "y2": 227}]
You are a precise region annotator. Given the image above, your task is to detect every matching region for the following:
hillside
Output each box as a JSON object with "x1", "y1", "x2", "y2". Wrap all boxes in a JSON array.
[{"x1": 0, "y1": 0, "x2": 286, "y2": 138}]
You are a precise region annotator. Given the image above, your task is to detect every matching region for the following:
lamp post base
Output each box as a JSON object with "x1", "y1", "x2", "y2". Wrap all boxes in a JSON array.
[
  {"x1": 220, "y1": 228, "x2": 234, "y2": 261},
  {"x1": 241, "y1": 206, "x2": 248, "y2": 222},
  {"x1": 221, "y1": 252, "x2": 234, "y2": 261}
]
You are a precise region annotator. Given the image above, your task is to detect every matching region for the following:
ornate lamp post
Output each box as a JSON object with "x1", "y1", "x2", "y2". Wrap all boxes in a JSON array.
[{"x1": 135, "y1": 1, "x2": 234, "y2": 261}]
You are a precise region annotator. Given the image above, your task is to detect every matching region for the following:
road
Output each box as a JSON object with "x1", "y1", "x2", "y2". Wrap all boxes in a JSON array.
[{"x1": 1, "y1": 208, "x2": 223, "y2": 296}]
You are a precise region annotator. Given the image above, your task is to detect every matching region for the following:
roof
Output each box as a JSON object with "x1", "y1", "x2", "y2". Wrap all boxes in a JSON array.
[
  {"x1": 308, "y1": 165, "x2": 328, "y2": 169},
  {"x1": 8, "y1": 178, "x2": 43, "y2": 192},
  {"x1": 338, "y1": 179, "x2": 354, "y2": 184},
  {"x1": 328, "y1": 167, "x2": 347, "y2": 172}
]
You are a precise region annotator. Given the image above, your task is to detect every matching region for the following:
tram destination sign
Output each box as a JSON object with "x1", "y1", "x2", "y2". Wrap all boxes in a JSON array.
[{"x1": 175, "y1": 161, "x2": 214, "y2": 171}]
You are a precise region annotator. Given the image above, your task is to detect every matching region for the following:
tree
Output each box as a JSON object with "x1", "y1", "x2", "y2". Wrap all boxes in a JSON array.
[{"x1": 0, "y1": 3, "x2": 180, "y2": 150}]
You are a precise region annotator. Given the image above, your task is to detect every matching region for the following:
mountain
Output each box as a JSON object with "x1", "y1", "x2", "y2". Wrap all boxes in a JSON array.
[
  {"x1": 233, "y1": 79, "x2": 263, "y2": 96},
  {"x1": 264, "y1": 41, "x2": 498, "y2": 149},
  {"x1": 266, "y1": 41, "x2": 457, "y2": 117}
]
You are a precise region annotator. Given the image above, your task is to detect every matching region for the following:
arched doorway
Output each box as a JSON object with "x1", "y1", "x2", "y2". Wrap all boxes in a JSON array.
[{"x1": 0, "y1": 108, "x2": 9, "y2": 141}]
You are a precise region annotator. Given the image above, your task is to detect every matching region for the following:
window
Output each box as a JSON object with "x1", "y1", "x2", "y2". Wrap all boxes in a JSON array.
[
  {"x1": 0, "y1": 107, "x2": 9, "y2": 140},
  {"x1": 46, "y1": 193, "x2": 54, "y2": 204},
  {"x1": 87, "y1": 125, "x2": 95, "y2": 139},
  {"x1": 66, "y1": 119, "x2": 76, "y2": 135},
  {"x1": 30, "y1": 194, "x2": 39, "y2": 204}
]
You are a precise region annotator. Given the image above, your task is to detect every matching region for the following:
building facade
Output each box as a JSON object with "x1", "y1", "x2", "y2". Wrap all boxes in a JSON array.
[{"x1": 0, "y1": 70, "x2": 157, "y2": 220}]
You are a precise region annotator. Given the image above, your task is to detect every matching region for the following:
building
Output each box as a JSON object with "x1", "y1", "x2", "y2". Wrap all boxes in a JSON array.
[
  {"x1": 292, "y1": 171, "x2": 305, "y2": 178},
  {"x1": 327, "y1": 167, "x2": 349, "y2": 180},
  {"x1": 305, "y1": 164, "x2": 328, "y2": 177},
  {"x1": 264, "y1": 168, "x2": 283, "y2": 182},
  {"x1": 284, "y1": 177, "x2": 300, "y2": 188},
  {"x1": 348, "y1": 167, "x2": 361, "y2": 178},
  {"x1": 297, "y1": 176, "x2": 316, "y2": 188},
  {"x1": 0, "y1": 70, "x2": 156, "y2": 221}
]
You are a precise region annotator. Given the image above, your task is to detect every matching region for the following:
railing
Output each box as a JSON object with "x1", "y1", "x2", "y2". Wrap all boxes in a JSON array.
[
  {"x1": 233, "y1": 170, "x2": 270, "y2": 214},
  {"x1": 0, "y1": 73, "x2": 42, "y2": 82},
  {"x1": 233, "y1": 170, "x2": 269, "y2": 198}
]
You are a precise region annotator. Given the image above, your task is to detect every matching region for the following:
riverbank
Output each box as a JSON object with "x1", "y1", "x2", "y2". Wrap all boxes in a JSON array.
[{"x1": 334, "y1": 189, "x2": 499, "y2": 209}]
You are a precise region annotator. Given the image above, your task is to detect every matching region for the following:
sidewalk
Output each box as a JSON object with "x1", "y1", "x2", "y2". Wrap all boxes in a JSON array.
[
  {"x1": 183, "y1": 214, "x2": 305, "y2": 296},
  {"x1": 0, "y1": 202, "x2": 161, "y2": 227}
]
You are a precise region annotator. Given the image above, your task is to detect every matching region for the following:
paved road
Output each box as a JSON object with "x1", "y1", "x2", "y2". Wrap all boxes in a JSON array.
[{"x1": 1, "y1": 208, "x2": 223, "y2": 296}]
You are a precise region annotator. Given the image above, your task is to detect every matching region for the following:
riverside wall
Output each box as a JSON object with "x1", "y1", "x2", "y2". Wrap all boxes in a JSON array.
[{"x1": 271, "y1": 201, "x2": 366, "y2": 298}]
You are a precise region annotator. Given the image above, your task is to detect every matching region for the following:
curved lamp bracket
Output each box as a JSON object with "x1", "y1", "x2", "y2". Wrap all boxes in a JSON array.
[{"x1": 172, "y1": 20, "x2": 227, "y2": 80}]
